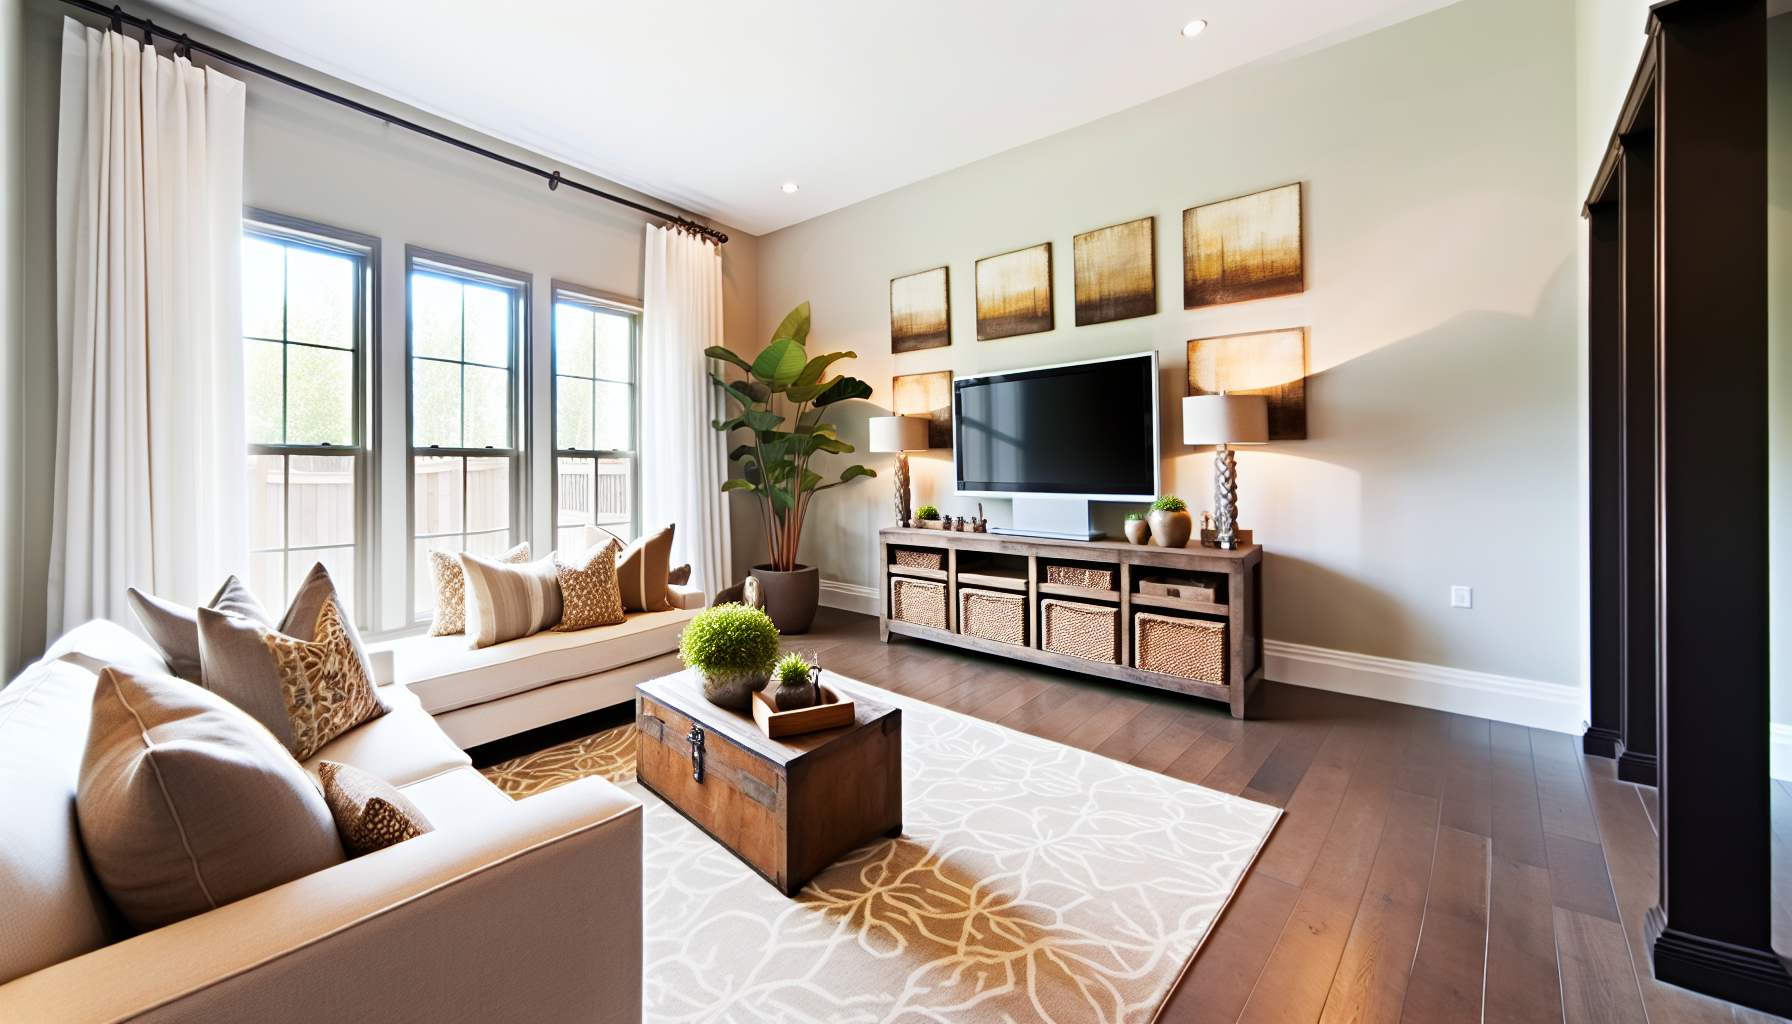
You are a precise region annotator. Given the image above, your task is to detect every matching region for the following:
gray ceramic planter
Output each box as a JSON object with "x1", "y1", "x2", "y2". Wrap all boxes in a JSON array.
[
  {"x1": 750, "y1": 564, "x2": 821, "y2": 634},
  {"x1": 698, "y1": 667, "x2": 769, "y2": 710},
  {"x1": 1147, "y1": 509, "x2": 1193, "y2": 548}
]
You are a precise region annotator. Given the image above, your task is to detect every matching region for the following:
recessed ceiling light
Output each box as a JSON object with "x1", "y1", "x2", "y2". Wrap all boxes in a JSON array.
[
  {"x1": 1181, "y1": 19, "x2": 1207, "y2": 37},
  {"x1": 781, "y1": 182, "x2": 800, "y2": 193}
]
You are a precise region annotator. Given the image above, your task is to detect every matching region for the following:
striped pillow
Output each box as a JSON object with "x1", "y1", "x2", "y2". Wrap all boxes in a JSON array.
[{"x1": 459, "y1": 551, "x2": 564, "y2": 649}]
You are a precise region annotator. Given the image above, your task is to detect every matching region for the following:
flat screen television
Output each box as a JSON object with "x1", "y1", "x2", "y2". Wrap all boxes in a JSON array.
[{"x1": 954, "y1": 352, "x2": 1159, "y2": 539}]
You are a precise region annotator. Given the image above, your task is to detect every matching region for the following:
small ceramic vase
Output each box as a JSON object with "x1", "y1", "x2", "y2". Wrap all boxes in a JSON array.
[
  {"x1": 1124, "y1": 519, "x2": 1151, "y2": 545},
  {"x1": 699, "y1": 667, "x2": 769, "y2": 710},
  {"x1": 1147, "y1": 509, "x2": 1193, "y2": 549}
]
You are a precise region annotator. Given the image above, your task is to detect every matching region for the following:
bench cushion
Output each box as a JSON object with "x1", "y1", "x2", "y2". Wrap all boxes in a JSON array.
[
  {"x1": 382, "y1": 607, "x2": 697, "y2": 716},
  {"x1": 301, "y1": 675, "x2": 471, "y2": 787}
]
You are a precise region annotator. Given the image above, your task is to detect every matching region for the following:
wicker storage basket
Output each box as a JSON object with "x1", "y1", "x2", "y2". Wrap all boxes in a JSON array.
[
  {"x1": 893, "y1": 548, "x2": 945, "y2": 571},
  {"x1": 959, "y1": 588, "x2": 1026, "y2": 646},
  {"x1": 890, "y1": 577, "x2": 948, "y2": 630},
  {"x1": 1040, "y1": 599, "x2": 1119, "y2": 664},
  {"x1": 1045, "y1": 564, "x2": 1117, "y2": 590},
  {"x1": 1134, "y1": 611, "x2": 1227, "y2": 683}
]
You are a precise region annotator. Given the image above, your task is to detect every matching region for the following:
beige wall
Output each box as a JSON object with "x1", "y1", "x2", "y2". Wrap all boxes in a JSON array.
[
  {"x1": 750, "y1": 0, "x2": 1582, "y2": 692},
  {"x1": 12, "y1": 0, "x2": 756, "y2": 651}
]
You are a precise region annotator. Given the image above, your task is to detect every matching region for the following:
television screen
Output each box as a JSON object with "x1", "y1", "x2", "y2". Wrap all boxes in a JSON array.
[{"x1": 955, "y1": 353, "x2": 1158, "y2": 498}]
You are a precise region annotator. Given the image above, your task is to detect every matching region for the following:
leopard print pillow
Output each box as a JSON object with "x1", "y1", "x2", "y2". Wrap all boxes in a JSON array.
[
  {"x1": 261, "y1": 600, "x2": 386, "y2": 761},
  {"x1": 552, "y1": 539, "x2": 625, "y2": 631},
  {"x1": 427, "y1": 541, "x2": 529, "y2": 636},
  {"x1": 317, "y1": 761, "x2": 433, "y2": 857}
]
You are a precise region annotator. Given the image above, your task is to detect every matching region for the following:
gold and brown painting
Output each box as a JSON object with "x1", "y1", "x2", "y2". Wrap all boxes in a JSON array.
[
  {"x1": 1183, "y1": 183, "x2": 1303, "y2": 308},
  {"x1": 893, "y1": 370, "x2": 953, "y2": 449},
  {"x1": 975, "y1": 243, "x2": 1054, "y2": 341},
  {"x1": 890, "y1": 266, "x2": 950, "y2": 353},
  {"x1": 1188, "y1": 327, "x2": 1309, "y2": 440},
  {"x1": 1074, "y1": 217, "x2": 1156, "y2": 326}
]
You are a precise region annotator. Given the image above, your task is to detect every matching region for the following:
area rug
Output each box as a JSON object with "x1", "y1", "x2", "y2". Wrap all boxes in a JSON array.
[{"x1": 483, "y1": 682, "x2": 1280, "y2": 1024}]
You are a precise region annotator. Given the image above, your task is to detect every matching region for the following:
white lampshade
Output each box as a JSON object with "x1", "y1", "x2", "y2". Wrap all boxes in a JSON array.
[
  {"x1": 868, "y1": 415, "x2": 930, "y2": 452},
  {"x1": 1183, "y1": 394, "x2": 1269, "y2": 445}
]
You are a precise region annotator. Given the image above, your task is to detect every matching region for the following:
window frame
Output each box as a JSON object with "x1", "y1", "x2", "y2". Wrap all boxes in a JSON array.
[
  {"x1": 404, "y1": 246, "x2": 532, "y2": 624},
  {"x1": 242, "y1": 210, "x2": 379, "y2": 626},
  {"x1": 550, "y1": 283, "x2": 642, "y2": 549}
]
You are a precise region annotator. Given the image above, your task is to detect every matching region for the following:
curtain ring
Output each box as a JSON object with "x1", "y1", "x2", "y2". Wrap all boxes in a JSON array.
[{"x1": 548, "y1": 170, "x2": 561, "y2": 191}]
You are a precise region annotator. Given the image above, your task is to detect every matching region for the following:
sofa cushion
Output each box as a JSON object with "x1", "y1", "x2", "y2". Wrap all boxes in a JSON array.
[
  {"x1": 394, "y1": 765, "x2": 515, "y2": 833},
  {"x1": 610, "y1": 524, "x2": 673, "y2": 612},
  {"x1": 0, "y1": 659, "x2": 118, "y2": 984},
  {"x1": 318, "y1": 761, "x2": 434, "y2": 857},
  {"x1": 125, "y1": 577, "x2": 271, "y2": 683},
  {"x1": 42, "y1": 617, "x2": 170, "y2": 679},
  {"x1": 78, "y1": 666, "x2": 345, "y2": 932},
  {"x1": 301, "y1": 671, "x2": 472, "y2": 787},
  {"x1": 461, "y1": 550, "x2": 563, "y2": 649},
  {"x1": 383, "y1": 606, "x2": 698, "y2": 715}
]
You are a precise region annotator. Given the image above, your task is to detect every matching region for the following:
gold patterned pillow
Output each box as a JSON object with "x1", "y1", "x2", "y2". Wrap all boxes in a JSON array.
[
  {"x1": 428, "y1": 542, "x2": 528, "y2": 636},
  {"x1": 261, "y1": 600, "x2": 386, "y2": 761},
  {"x1": 316, "y1": 761, "x2": 433, "y2": 857},
  {"x1": 552, "y1": 539, "x2": 625, "y2": 631}
]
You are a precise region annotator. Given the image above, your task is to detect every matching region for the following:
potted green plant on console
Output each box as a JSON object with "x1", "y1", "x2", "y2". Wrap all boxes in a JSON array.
[{"x1": 708, "y1": 302, "x2": 875, "y2": 633}]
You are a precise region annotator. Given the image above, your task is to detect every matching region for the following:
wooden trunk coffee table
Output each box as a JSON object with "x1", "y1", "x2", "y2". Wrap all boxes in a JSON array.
[{"x1": 635, "y1": 670, "x2": 902, "y2": 897}]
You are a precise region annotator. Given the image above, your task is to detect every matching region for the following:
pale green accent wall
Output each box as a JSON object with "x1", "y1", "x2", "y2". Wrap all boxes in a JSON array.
[{"x1": 751, "y1": 0, "x2": 1581, "y2": 689}]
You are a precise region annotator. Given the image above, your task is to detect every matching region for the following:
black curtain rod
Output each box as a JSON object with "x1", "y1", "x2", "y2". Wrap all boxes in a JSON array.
[{"x1": 59, "y1": 0, "x2": 729, "y2": 245}]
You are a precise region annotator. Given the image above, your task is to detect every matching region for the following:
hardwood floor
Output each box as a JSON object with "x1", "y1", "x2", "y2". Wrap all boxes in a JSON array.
[{"x1": 782, "y1": 607, "x2": 1784, "y2": 1024}]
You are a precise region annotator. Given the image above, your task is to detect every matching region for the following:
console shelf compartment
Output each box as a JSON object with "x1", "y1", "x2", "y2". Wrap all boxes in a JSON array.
[{"x1": 878, "y1": 527, "x2": 1263, "y2": 718}]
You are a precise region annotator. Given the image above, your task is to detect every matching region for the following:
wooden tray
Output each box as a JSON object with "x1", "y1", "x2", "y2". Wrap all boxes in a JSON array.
[{"x1": 751, "y1": 685, "x2": 855, "y2": 739}]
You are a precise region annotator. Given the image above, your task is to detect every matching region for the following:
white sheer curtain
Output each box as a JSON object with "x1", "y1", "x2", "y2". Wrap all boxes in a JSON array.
[
  {"x1": 640, "y1": 224, "x2": 731, "y2": 596},
  {"x1": 49, "y1": 18, "x2": 247, "y2": 640}
]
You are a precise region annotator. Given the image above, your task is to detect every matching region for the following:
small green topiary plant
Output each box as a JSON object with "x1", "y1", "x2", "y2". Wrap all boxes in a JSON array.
[
  {"x1": 678, "y1": 604, "x2": 781, "y2": 678},
  {"x1": 1150, "y1": 495, "x2": 1188, "y2": 513},
  {"x1": 774, "y1": 652, "x2": 811, "y2": 687},
  {"x1": 915, "y1": 505, "x2": 941, "y2": 520},
  {"x1": 1125, "y1": 512, "x2": 1147, "y2": 521}
]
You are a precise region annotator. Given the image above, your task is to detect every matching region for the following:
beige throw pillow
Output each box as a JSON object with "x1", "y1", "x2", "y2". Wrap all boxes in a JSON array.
[
  {"x1": 126, "y1": 577, "x2": 273, "y2": 683},
  {"x1": 78, "y1": 667, "x2": 344, "y2": 932},
  {"x1": 317, "y1": 761, "x2": 434, "y2": 857},
  {"x1": 616, "y1": 524, "x2": 674, "y2": 613},
  {"x1": 428, "y1": 542, "x2": 529, "y2": 636},
  {"x1": 460, "y1": 551, "x2": 564, "y2": 649},
  {"x1": 552, "y1": 539, "x2": 625, "y2": 631}
]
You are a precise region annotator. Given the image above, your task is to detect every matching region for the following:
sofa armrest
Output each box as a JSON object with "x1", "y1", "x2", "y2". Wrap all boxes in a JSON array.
[
  {"x1": 667, "y1": 583, "x2": 705, "y2": 610},
  {"x1": 368, "y1": 647, "x2": 395, "y2": 686},
  {"x1": 0, "y1": 778, "x2": 642, "y2": 1024}
]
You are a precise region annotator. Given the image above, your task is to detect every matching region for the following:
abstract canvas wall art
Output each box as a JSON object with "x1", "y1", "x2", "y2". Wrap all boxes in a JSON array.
[
  {"x1": 1187, "y1": 327, "x2": 1308, "y2": 440},
  {"x1": 892, "y1": 370, "x2": 954, "y2": 449},
  {"x1": 890, "y1": 266, "x2": 951, "y2": 353},
  {"x1": 1183, "y1": 183, "x2": 1303, "y2": 308},
  {"x1": 975, "y1": 243, "x2": 1054, "y2": 340},
  {"x1": 1074, "y1": 217, "x2": 1156, "y2": 326}
]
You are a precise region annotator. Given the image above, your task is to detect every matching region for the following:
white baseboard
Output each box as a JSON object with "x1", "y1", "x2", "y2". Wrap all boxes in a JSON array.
[
  {"x1": 1265, "y1": 640, "x2": 1585, "y2": 735},
  {"x1": 819, "y1": 580, "x2": 880, "y2": 617}
]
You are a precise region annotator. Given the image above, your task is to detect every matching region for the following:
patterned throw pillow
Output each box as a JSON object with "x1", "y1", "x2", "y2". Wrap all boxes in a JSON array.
[
  {"x1": 260, "y1": 600, "x2": 387, "y2": 761},
  {"x1": 428, "y1": 542, "x2": 529, "y2": 636},
  {"x1": 552, "y1": 539, "x2": 625, "y2": 631},
  {"x1": 460, "y1": 551, "x2": 564, "y2": 649},
  {"x1": 316, "y1": 761, "x2": 434, "y2": 857}
]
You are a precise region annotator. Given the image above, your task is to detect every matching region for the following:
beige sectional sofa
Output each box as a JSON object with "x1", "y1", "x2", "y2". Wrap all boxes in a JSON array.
[
  {"x1": 378, "y1": 584, "x2": 703, "y2": 748},
  {"x1": 0, "y1": 619, "x2": 644, "y2": 1023}
]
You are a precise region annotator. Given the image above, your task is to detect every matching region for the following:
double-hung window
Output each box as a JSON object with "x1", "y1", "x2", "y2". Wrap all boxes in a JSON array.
[
  {"x1": 409, "y1": 254, "x2": 526, "y2": 620},
  {"x1": 242, "y1": 223, "x2": 370, "y2": 615},
  {"x1": 553, "y1": 292, "x2": 637, "y2": 551}
]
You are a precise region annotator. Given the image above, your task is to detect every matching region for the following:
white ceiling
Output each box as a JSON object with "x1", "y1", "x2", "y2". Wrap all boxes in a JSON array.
[{"x1": 153, "y1": 0, "x2": 1463, "y2": 236}]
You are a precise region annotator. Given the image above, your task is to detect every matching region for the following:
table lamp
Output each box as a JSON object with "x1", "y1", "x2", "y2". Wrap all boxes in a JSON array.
[
  {"x1": 1182, "y1": 393, "x2": 1269, "y2": 549},
  {"x1": 868, "y1": 415, "x2": 931, "y2": 526}
]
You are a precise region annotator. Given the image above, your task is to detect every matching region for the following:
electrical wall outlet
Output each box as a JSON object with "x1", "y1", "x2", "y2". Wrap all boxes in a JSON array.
[{"x1": 1450, "y1": 586, "x2": 1473, "y2": 609}]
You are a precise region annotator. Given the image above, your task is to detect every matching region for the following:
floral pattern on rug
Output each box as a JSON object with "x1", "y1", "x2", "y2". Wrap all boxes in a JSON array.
[
  {"x1": 481, "y1": 685, "x2": 1279, "y2": 1024},
  {"x1": 480, "y1": 722, "x2": 635, "y2": 797}
]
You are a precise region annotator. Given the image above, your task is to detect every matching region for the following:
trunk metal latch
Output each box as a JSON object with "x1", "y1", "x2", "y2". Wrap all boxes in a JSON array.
[{"x1": 687, "y1": 724, "x2": 705, "y2": 783}]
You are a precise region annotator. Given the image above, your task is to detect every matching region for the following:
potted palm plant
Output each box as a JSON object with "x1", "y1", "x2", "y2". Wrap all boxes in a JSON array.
[{"x1": 708, "y1": 302, "x2": 874, "y2": 633}]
